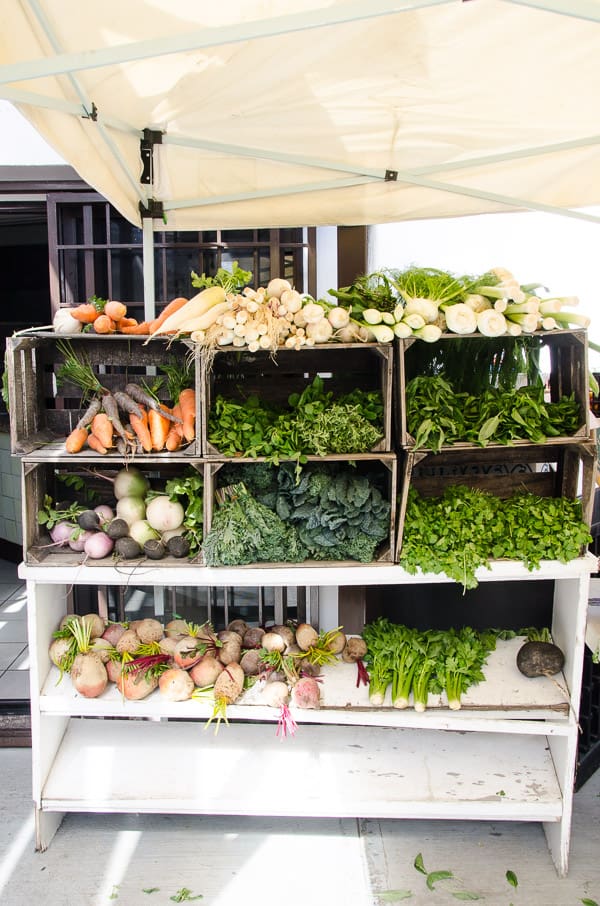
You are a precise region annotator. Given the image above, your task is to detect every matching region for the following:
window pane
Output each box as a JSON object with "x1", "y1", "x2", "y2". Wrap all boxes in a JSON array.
[
  {"x1": 280, "y1": 228, "x2": 303, "y2": 243},
  {"x1": 154, "y1": 248, "x2": 164, "y2": 301},
  {"x1": 200, "y1": 250, "x2": 219, "y2": 277},
  {"x1": 223, "y1": 229, "x2": 254, "y2": 242},
  {"x1": 221, "y1": 249, "x2": 255, "y2": 279},
  {"x1": 257, "y1": 229, "x2": 270, "y2": 242},
  {"x1": 93, "y1": 251, "x2": 109, "y2": 300},
  {"x1": 201, "y1": 230, "x2": 217, "y2": 243},
  {"x1": 58, "y1": 249, "x2": 85, "y2": 305},
  {"x1": 164, "y1": 248, "x2": 200, "y2": 299},
  {"x1": 92, "y1": 206, "x2": 107, "y2": 244},
  {"x1": 110, "y1": 249, "x2": 144, "y2": 303},
  {"x1": 58, "y1": 207, "x2": 84, "y2": 245},
  {"x1": 110, "y1": 216, "x2": 143, "y2": 245},
  {"x1": 258, "y1": 252, "x2": 271, "y2": 287},
  {"x1": 160, "y1": 231, "x2": 199, "y2": 243}
]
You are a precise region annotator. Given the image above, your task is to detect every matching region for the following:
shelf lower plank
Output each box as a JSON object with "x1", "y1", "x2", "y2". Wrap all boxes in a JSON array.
[{"x1": 41, "y1": 719, "x2": 563, "y2": 822}]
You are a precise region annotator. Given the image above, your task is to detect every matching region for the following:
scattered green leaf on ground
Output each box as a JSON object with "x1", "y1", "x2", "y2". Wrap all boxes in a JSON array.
[
  {"x1": 452, "y1": 893, "x2": 483, "y2": 901},
  {"x1": 142, "y1": 889, "x2": 160, "y2": 895},
  {"x1": 170, "y1": 889, "x2": 203, "y2": 903},
  {"x1": 505, "y1": 870, "x2": 518, "y2": 888},
  {"x1": 413, "y1": 852, "x2": 427, "y2": 875},
  {"x1": 581, "y1": 899, "x2": 599, "y2": 905},
  {"x1": 426, "y1": 870, "x2": 454, "y2": 890},
  {"x1": 108, "y1": 886, "x2": 119, "y2": 900},
  {"x1": 377, "y1": 891, "x2": 413, "y2": 902}
]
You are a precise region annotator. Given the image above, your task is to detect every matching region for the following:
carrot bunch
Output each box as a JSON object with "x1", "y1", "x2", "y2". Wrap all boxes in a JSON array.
[
  {"x1": 68, "y1": 296, "x2": 190, "y2": 336},
  {"x1": 64, "y1": 384, "x2": 195, "y2": 455},
  {"x1": 69, "y1": 297, "x2": 135, "y2": 335}
]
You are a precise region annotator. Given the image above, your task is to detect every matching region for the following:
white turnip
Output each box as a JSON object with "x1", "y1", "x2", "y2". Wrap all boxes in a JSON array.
[
  {"x1": 113, "y1": 466, "x2": 150, "y2": 500},
  {"x1": 145, "y1": 496, "x2": 184, "y2": 533},
  {"x1": 158, "y1": 667, "x2": 194, "y2": 701},
  {"x1": 115, "y1": 496, "x2": 146, "y2": 527},
  {"x1": 129, "y1": 519, "x2": 160, "y2": 548}
]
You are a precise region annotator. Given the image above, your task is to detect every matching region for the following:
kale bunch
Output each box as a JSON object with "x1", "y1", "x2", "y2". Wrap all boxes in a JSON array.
[
  {"x1": 273, "y1": 462, "x2": 390, "y2": 562},
  {"x1": 202, "y1": 483, "x2": 307, "y2": 566}
]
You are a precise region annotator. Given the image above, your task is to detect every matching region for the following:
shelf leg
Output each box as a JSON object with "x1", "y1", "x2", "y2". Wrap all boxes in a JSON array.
[{"x1": 34, "y1": 808, "x2": 64, "y2": 852}]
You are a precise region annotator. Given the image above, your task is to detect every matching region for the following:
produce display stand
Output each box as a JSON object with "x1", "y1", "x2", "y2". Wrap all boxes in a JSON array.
[
  {"x1": 10, "y1": 328, "x2": 597, "y2": 877},
  {"x1": 20, "y1": 555, "x2": 595, "y2": 876}
]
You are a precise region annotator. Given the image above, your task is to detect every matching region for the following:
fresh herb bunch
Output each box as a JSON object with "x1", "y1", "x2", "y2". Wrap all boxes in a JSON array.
[
  {"x1": 190, "y1": 260, "x2": 252, "y2": 295},
  {"x1": 388, "y1": 265, "x2": 483, "y2": 306},
  {"x1": 399, "y1": 485, "x2": 591, "y2": 588},
  {"x1": 406, "y1": 375, "x2": 581, "y2": 451},
  {"x1": 208, "y1": 375, "x2": 384, "y2": 460}
]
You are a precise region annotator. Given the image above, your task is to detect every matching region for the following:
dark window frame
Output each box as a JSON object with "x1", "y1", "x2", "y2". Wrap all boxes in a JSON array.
[{"x1": 47, "y1": 192, "x2": 316, "y2": 313}]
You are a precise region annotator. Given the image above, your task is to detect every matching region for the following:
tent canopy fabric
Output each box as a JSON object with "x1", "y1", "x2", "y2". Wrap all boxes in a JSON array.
[{"x1": 0, "y1": 0, "x2": 599, "y2": 230}]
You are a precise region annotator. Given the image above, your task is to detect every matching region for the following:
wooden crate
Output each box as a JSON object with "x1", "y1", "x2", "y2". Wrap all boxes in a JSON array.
[
  {"x1": 395, "y1": 441, "x2": 597, "y2": 561},
  {"x1": 204, "y1": 454, "x2": 397, "y2": 566},
  {"x1": 6, "y1": 332, "x2": 201, "y2": 456},
  {"x1": 21, "y1": 456, "x2": 203, "y2": 565},
  {"x1": 201, "y1": 343, "x2": 393, "y2": 457},
  {"x1": 395, "y1": 329, "x2": 590, "y2": 450}
]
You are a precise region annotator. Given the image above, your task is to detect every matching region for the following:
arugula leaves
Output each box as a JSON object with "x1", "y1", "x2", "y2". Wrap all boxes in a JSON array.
[{"x1": 406, "y1": 375, "x2": 581, "y2": 451}]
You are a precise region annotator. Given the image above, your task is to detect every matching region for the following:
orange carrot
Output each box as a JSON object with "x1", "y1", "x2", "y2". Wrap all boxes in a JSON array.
[
  {"x1": 87, "y1": 432, "x2": 108, "y2": 455},
  {"x1": 165, "y1": 403, "x2": 184, "y2": 451},
  {"x1": 91, "y1": 412, "x2": 114, "y2": 449},
  {"x1": 70, "y1": 303, "x2": 99, "y2": 324},
  {"x1": 93, "y1": 314, "x2": 116, "y2": 334},
  {"x1": 130, "y1": 411, "x2": 153, "y2": 453},
  {"x1": 148, "y1": 406, "x2": 171, "y2": 451},
  {"x1": 104, "y1": 300, "x2": 127, "y2": 322},
  {"x1": 148, "y1": 297, "x2": 189, "y2": 334},
  {"x1": 120, "y1": 321, "x2": 151, "y2": 335},
  {"x1": 116, "y1": 317, "x2": 138, "y2": 330},
  {"x1": 177, "y1": 388, "x2": 196, "y2": 442},
  {"x1": 65, "y1": 426, "x2": 89, "y2": 453}
]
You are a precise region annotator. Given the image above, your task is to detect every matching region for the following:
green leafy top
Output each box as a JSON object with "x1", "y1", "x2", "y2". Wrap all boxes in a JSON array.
[{"x1": 190, "y1": 260, "x2": 252, "y2": 295}]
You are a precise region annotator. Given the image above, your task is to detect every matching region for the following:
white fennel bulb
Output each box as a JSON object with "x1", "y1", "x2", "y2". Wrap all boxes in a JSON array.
[{"x1": 444, "y1": 303, "x2": 477, "y2": 335}]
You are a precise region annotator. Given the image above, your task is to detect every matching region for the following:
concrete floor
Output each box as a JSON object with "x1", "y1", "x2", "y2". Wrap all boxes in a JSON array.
[{"x1": 1, "y1": 559, "x2": 599, "y2": 905}]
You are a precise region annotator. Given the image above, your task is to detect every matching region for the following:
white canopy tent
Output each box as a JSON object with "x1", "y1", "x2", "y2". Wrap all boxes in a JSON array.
[{"x1": 1, "y1": 0, "x2": 599, "y2": 314}]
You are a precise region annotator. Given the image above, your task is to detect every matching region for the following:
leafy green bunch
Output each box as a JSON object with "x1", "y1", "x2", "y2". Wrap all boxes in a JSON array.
[
  {"x1": 406, "y1": 374, "x2": 581, "y2": 451},
  {"x1": 399, "y1": 484, "x2": 591, "y2": 589}
]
